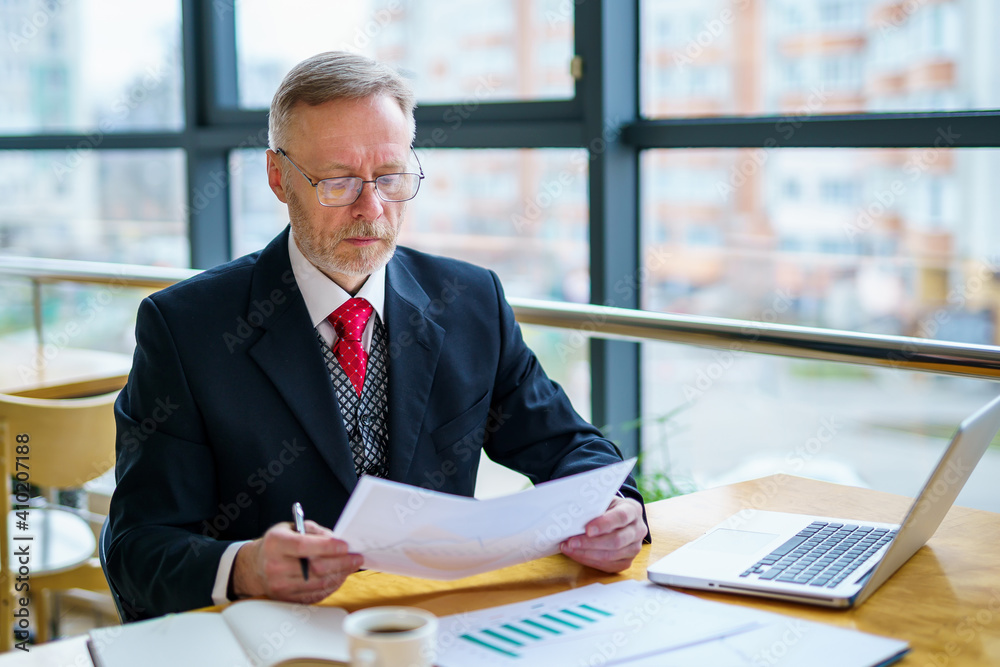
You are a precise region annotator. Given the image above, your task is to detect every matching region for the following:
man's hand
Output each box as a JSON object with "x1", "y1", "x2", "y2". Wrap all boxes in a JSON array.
[
  {"x1": 559, "y1": 496, "x2": 645, "y2": 572},
  {"x1": 231, "y1": 520, "x2": 363, "y2": 604}
]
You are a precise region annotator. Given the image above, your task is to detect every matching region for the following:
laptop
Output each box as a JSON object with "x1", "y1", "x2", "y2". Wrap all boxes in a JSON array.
[{"x1": 647, "y1": 393, "x2": 1000, "y2": 608}]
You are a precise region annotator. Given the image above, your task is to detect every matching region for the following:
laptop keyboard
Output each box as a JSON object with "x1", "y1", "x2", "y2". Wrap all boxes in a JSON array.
[{"x1": 739, "y1": 521, "x2": 897, "y2": 588}]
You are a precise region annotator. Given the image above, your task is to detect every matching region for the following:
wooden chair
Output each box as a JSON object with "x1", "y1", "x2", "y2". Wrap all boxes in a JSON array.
[{"x1": 0, "y1": 390, "x2": 120, "y2": 651}]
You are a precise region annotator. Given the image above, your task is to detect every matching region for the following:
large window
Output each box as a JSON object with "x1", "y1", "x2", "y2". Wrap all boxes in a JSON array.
[
  {"x1": 235, "y1": 0, "x2": 575, "y2": 108},
  {"x1": 0, "y1": 0, "x2": 183, "y2": 134},
  {"x1": 0, "y1": 149, "x2": 187, "y2": 265},
  {"x1": 2, "y1": 1, "x2": 999, "y2": 510},
  {"x1": 634, "y1": 0, "x2": 1000, "y2": 510},
  {"x1": 641, "y1": 0, "x2": 1000, "y2": 118},
  {"x1": 641, "y1": 148, "x2": 1000, "y2": 343}
]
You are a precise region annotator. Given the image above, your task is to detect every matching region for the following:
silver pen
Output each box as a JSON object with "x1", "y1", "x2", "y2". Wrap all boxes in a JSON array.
[{"x1": 292, "y1": 502, "x2": 309, "y2": 580}]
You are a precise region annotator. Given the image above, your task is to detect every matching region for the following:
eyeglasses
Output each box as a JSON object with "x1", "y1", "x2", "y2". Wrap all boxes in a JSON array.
[{"x1": 276, "y1": 148, "x2": 424, "y2": 207}]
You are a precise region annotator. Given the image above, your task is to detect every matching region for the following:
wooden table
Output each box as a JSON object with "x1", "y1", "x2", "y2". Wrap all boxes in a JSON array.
[
  {"x1": 3, "y1": 475, "x2": 998, "y2": 665},
  {"x1": 0, "y1": 345, "x2": 131, "y2": 398}
]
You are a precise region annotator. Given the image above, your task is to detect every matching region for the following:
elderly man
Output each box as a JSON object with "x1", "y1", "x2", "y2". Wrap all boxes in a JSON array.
[{"x1": 108, "y1": 51, "x2": 647, "y2": 619}]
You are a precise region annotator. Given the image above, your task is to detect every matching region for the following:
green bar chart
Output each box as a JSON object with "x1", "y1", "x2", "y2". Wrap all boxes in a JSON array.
[{"x1": 458, "y1": 603, "x2": 614, "y2": 659}]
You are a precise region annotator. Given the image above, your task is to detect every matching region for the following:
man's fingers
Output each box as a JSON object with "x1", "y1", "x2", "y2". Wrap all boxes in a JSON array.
[
  {"x1": 303, "y1": 519, "x2": 335, "y2": 536},
  {"x1": 266, "y1": 523, "x2": 353, "y2": 559},
  {"x1": 559, "y1": 540, "x2": 642, "y2": 573},
  {"x1": 567, "y1": 525, "x2": 640, "y2": 552},
  {"x1": 265, "y1": 554, "x2": 361, "y2": 600},
  {"x1": 308, "y1": 552, "x2": 365, "y2": 579},
  {"x1": 560, "y1": 497, "x2": 646, "y2": 573},
  {"x1": 293, "y1": 536, "x2": 353, "y2": 559},
  {"x1": 584, "y1": 497, "x2": 642, "y2": 537}
]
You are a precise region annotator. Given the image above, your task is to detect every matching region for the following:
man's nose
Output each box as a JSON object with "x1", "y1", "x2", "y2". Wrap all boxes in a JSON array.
[{"x1": 351, "y1": 180, "x2": 384, "y2": 218}]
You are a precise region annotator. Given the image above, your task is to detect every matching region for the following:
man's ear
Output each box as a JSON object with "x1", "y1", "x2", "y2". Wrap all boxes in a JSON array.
[{"x1": 266, "y1": 149, "x2": 289, "y2": 204}]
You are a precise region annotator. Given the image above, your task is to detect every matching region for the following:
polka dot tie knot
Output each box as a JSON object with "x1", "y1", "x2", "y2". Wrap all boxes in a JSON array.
[{"x1": 327, "y1": 298, "x2": 374, "y2": 396}]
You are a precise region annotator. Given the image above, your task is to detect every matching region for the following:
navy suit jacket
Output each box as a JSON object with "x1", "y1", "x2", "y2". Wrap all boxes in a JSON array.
[{"x1": 108, "y1": 227, "x2": 643, "y2": 619}]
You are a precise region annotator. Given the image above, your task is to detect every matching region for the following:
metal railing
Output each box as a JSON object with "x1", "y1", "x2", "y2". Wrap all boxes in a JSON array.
[{"x1": 3, "y1": 255, "x2": 1000, "y2": 379}]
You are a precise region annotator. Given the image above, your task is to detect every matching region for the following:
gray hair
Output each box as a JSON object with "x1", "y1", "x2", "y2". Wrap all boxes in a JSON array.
[{"x1": 268, "y1": 51, "x2": 416, "y2": 151}]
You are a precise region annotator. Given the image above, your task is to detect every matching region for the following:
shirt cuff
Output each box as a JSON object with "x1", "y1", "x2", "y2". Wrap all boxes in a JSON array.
[{"x1": 212, "y1": 540, "x2": 252, "y2": 606}]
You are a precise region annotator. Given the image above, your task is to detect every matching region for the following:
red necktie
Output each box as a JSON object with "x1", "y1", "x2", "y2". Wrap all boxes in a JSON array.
[{"x1": 327, "y1": 298, "x2": 374, "y2": 396}]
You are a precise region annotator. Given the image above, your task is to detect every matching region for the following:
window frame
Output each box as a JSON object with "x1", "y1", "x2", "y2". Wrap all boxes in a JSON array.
[{"x1": 2, "y1": 0, "x2": 999, "y2": 459}]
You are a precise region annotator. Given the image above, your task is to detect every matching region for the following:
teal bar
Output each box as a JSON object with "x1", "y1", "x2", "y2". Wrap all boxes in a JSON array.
[
  {"x1": 523, "y1": 619, "x2": 561, "y2": 635},
  {"x1": 580, "y1": 604, "x2": 613, "y2": 617},
  {"x1": 542, "y1": 613, "x2": 580, "y2": 629},
  {"x1": 460, "y1": 634, "x2": 520, "y2": 658},
  {"x1": 502, "y1": 623, "x2": 541, "y2": 640},
  {"x1": 483, "y1": 629, "x2": 523, "y2": 647},
  {"x1": 561, "y1": 608, "x2": 596, "y2": 623}
]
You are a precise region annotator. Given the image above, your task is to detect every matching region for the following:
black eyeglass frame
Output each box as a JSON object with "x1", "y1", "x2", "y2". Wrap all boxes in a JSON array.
[{"x1": 275, "y1": 147, "x2": 425, "y2": 207}]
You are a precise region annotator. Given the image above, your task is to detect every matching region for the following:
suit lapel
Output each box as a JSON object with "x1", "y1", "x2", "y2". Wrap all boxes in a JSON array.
[
  {"x1": 245, "y1": 230, "x2": 358, "y2": 494},
  {"x1": 385, "y1": 256, "x2": 445, "y2": 481}
]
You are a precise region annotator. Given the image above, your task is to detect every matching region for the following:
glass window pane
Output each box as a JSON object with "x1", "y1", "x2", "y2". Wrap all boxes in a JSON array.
[
  {"x1": 640, "y1": 342, "x2": 1000, "y2": 512},
  {"x1": 0, "y1": 0, "x2": 183, "y2": 133},
  {"x1": 0, "y1": 280, "x2": 151, "y2": 356},
  {"x1": 232, "y1": 147, "x2": 589, "y2": 302},
  {"x1": 641, "y1": 148, "x2": 1000, "y2": 346},
  {"x1": 641, "y1": 0, "x2": 1000, "y2": 118},
  {"x1": 236, "y1": 0, "x2": 574, "y2": 108},
  {"x1": 400, "y1": 149, "x2": 589, "y2": 302},
  {"x1": 0, "y1": 149, "x2": 188, "y2": 266}
]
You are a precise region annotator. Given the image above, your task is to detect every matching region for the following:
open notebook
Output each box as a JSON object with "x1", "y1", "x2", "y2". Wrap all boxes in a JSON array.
[{"x1": 88, "y1": 600, "x2": 347, "y2": 667}]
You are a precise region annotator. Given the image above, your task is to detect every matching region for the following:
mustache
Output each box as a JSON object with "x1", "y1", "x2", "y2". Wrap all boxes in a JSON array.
[{"x1": 333, "y1": 220, "x2": 392, "y2": 240}]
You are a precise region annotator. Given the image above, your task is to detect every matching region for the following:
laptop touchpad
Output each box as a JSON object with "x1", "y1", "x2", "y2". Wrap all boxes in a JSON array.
[{"x1": 691, "y1": 529, "x2": 780, "y2": 554}]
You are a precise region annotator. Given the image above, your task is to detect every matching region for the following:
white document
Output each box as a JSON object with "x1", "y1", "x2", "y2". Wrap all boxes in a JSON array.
[
  {"x1": 436, "y1": 581, "x2": 760, "y2": 666},
  {"x1": 435, "y1": 581, "x2": 909, "y2": 667},
  {"x1": 332, "y1": 458, "x2": 636, "y2": 579}
]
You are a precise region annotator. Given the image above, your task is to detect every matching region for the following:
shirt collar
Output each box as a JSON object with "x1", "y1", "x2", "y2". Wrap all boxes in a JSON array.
[{"x1": 287, "y1": 228, "x2": 387, "y2": 328}]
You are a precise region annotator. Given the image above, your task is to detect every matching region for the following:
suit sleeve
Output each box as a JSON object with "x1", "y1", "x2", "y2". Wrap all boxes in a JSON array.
[
  {"x1": 107, "y1": 296, "x2": 241, "y2": 619},
  {"x1": 481, "y1": 271, "x2": 650, "y2": 540}
]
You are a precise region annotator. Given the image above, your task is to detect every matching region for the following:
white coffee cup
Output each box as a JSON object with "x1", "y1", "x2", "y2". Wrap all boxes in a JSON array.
[{"x1": 343, "y1": 606, "x2": 438, "y2": 667}]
